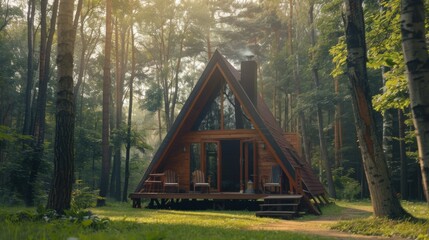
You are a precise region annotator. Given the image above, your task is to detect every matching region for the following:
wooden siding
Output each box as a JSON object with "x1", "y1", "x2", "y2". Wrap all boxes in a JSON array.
[
  {"x1": 134, "y1": 51, "x2": 325, "y2": 199},
  {"x1": 150, "y1": 130, "x2": 288, "y2": 193},
  {"x1": 157, "y1": 143, "x2": 190, "y2": 192}
]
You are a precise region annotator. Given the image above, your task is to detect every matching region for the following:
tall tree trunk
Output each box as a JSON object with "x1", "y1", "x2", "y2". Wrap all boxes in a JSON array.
[
  {"x1": 23, "y1": 0, "x2": 36, "y2": 136},
  {"x1": 110, "y1": 19, "x2": 124, "y2": 200},
  {"x1": 157, "y1": 72, "x2": 163, "y2": 142},
  {"x1": 73, "y1": 5, "x2": 88, "y2": 105},
  {"x1": 97, "y1": 0, "x2": 113, "y2": 207},
  {"x1": 109, "y1": 19, "x2": 119, "y2": 197},
  {"x1": 400, "y1": 0, "x2": 429, "y2": 204},
  {"x1": 157, "y1": 108, "x2": 162, "y2": 142},
  {"x1": 46, "y1": 0, "x2": 75, "y2": 214},
  {"x1": 123, "y1": 28, "x2": 135, "y2": 202},
  {"x1": 294, "y1": 24, "x2": 311, "y2": 163},
  {"x1": 273, "y1": 71, "x2": 277, "y2": 122},
  {"x1": 285, "y1": 0, "x2": 294, "y2": 132},
  {"x1": 24, "y1": 0, "x2": 59, "y2": 207},
  {"x1": 334, "y1": 77, "x2": 343, "y2": 167},
  {"x1": 382, "y1": 67, "x2": 394, "y2": 168},
  {"x1": 206, "y1": 13, "x2": 212, "y2": 60},
  {"x1": 309, "y1": 1, "x2": 336, "y2": 198},
  {"x1": 170, "y1": 23, "x2": 187, "y2": 124},
  {"x1": 398, "y1": 109, "x2": 408, "y2": 199},
  {"x1": 344, "y1": 0, "x2": 411, "y2": 218},
  {"x1": 114, "y1": 22, "x2": 128, "y2": 200}
]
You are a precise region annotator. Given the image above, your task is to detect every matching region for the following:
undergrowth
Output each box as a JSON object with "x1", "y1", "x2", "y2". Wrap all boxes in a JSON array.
[
  {"x1": 331, "y1": 201, "x2": 429, "y2": 240},
  {"x1": 0, "y1": 202, "x2": 329, "y2": 240}
]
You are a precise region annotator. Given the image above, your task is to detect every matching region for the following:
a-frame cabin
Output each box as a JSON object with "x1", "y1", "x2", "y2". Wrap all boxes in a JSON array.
[{"x1": 130, "y1": 50, "x2": 328, "y2": 215}]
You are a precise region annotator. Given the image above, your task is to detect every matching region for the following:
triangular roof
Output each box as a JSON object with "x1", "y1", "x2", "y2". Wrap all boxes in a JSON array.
[{"x1": 135, "y1": 50, "x2": 325, "y2": 196}]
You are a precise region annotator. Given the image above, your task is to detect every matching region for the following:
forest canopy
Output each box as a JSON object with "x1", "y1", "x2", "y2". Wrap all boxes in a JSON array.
[{"x1": 0, "y1": 0, "x2": 427, "y2": 214}]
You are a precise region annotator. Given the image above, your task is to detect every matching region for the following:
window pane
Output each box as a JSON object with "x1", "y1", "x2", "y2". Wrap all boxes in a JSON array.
[
  {"x1": 205, "y1": 143, "x2": 218, "y2": 190},
  {"x1": 223, "y1": 84, "x2": 253, "y2": 130},
  {"x1": 190, "y1": 143, "x2": 201, "y2": 181},
  {"x1": 192, "y1": 91, "x2": 221, "y2": 130}
]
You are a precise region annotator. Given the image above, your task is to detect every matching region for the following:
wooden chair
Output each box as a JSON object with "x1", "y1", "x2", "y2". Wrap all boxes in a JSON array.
[
  {"x1": 192, "y1": 170, "x2": 210, "y2": 193},
  {"x1": 163, "y1": 169, "x2": 179, "y2": 192},
  {"x1": 261, "y1": 167, "x2": 282, "y2": 194}
]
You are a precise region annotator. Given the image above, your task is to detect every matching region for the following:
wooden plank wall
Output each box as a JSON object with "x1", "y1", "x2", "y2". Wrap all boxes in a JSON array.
[
  {"x1": 154, "y1": 130, "x2": 286, "y2": 193},
  {"x1": 157, "y1": 142, "x2": 190, "y2": 192}
]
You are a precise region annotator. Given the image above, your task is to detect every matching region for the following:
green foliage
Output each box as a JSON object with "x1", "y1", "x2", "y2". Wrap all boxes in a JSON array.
[
  {"x1": 372, "y1": 73, "x2": 409, "y2": 111},
  {"x1": 0, "y1": 126, "x2": 51, "y2": 206},
  {"x1": 134, "y1": 134, "x2": 153, "y2": 153},
  {"x1": 333, "y1": 216, "x2": 429, "y2": 239},
  {"x1": 0, "y1": 204, "x2": 331, "y2": 240},
  {"x1": 297, "y1": 87, "x2": 339, "y2": 113},
  {"x1": 0, "y1": 205, "x2": 110, "y2": 232},
  {"x1": 0, "y1": 125, "x2": 31, "y2": 142},
  {"x1": 2, "y1": 201, "x2": 427, "y2": 240},
  {"x1": 63, "y1": 209, "x2": 110, "y2": 230},
  {"x1": 329, "y1": 0, "x2": 412, "y2": 113},
  {"x1": 329, "y1": 37, "x2": 347, "y2": 78},
  {"x1": 332, "y1": 168, "x2": 361, "y2": 200},
  {"x1": 71, "y1": 180, "x2": 99, "y2": 210},
  {"x1": 365, "y1": 0, "x2": 410, "y2": 113},
  {"x1": 142, "y1": 84, "x2": 163, "y2": 112},
  {"x1": 332, "y1": 201, "x2": 429, "y2": 239}
]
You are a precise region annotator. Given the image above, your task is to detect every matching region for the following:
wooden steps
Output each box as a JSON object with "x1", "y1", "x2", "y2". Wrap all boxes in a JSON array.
[{"x1": 256, "y1": 195, "x2": 303, "y2": 219}]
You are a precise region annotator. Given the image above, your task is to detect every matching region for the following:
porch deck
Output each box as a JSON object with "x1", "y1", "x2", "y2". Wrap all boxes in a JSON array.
[{"x1": 129, "y1": 192, "x2": 303, "y2": 210}]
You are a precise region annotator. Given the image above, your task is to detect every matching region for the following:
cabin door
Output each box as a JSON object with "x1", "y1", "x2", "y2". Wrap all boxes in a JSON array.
[
  {"x1": 203, "y1": 141, "x2": 219, "y2": 192},
  {"x1": 241, "y1": 141, "x2": 256, "y2": 192},
  {"x1": 220, "y1": 140, "x2": 240, "y2": 192}
]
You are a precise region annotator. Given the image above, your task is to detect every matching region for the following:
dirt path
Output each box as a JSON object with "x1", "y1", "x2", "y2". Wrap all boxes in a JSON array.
[{"x1": 250, "y1": 206, "x2": 406, "y2": 240}]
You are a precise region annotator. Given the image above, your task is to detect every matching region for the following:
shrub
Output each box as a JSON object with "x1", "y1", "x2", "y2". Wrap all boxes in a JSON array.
[
  {"x1": 71, "y1": 180, "x2": 99, "y2": 210},
  {"x1": 333, "y1": 168, "x2": 361, "y2": 200},
  {"x1": 0, "y1": 205, "x2": 110, "y2": 230}
]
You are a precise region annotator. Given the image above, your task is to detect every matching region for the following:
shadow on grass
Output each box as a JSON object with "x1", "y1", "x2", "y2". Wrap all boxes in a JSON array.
[
  {"x1": 297, "y1": 201, "x2": 373, "y2": 222},
  {"x1": 329, "y1": 201, "x2": 429, "y2": 239},
  {"x1": 0, "y1": 217, "x2": 333, "y2": 240}
]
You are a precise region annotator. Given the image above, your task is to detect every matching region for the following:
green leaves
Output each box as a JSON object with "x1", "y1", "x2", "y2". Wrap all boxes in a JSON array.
[
  {"x1": 330, "y1": 37, "x2": 347, "y2": 78},
  {"x1": 142, "y1": 84, "x2": 163, "y2": 112},
  {"x1": 329, "y1": 0, "x2": 413, "y2": 113},
  {"x1": 372, "y1": 74, "x2": 410, "y2": 112},
  {"x1": 0, "y1": 125, "x2": 30, "y2": 142}
]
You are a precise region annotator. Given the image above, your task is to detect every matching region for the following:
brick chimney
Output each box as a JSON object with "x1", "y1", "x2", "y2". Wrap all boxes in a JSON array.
[{"x1": 240, "y1": 60, "x2": 257, "y2": 106}]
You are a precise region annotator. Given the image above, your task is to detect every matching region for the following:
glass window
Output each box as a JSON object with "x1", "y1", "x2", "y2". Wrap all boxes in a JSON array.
[
  {"x1": 192, "y1": 91, "x2": 221, "y2": 131},
  {"x1": 223, "y1": 84, "x2": 253, "y2": 130},
  {"x1": 205, "y1": 142, "x2": 218, "y2": 190},
  {"x1": 190, "y1": 143, "x2": 201, "y2": 180},
  {"x1": 192, "y1": 81, "x2": 253, "y2": 131}
]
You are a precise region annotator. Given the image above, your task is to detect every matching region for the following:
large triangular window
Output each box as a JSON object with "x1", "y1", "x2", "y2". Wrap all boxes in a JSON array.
[{"x1": 192, "y1": 81, "x2": 253, "y2": 131}]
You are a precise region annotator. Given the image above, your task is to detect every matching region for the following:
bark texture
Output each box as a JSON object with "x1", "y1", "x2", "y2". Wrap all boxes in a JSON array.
[
  {"x1": 309, "y1": 1, "x2": 336, "y2": 198},
  {"x1": 344, "y1": 0, "x2": 410, "y2": 219},
  {"x1": 47, "y1": 0, "x2": 75, "y2": 213},
  {"x1": 25, "y1": 0, "x2": 59, "y2": 207},
  {"x1": 123, "y1": 28, "x2": 135, "y2": 202},
  {"x1": 400, "y1": 0, "x2": 429, "y2": 204},
  {"x1": 97, "y1": 0, "x2": 112, "y2": 207}
]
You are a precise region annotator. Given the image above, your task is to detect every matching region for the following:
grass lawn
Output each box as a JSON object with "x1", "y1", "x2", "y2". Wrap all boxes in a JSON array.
[
  {"x1": 0, "y1": 201, "x2": 329, "y2": 240},
  {"x1": 331, "y1": 200, "x2": 429, "y2": 240},
  {"x1": 0, "y1": 200, "x2": 427, "y2": 240}
]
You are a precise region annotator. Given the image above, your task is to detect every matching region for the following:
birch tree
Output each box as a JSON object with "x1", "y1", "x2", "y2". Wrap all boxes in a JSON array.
[
  {"x1": 400, "y1": 0, "x2": 429, "y2": 204},
  {"x1": 343, "y1": 0, "x2": 410, "y2": 218}
]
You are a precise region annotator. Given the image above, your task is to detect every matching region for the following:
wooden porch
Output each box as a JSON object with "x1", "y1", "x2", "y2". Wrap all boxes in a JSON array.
[{"x1": 129, "y1": 192, "x2": 314, "y2": 217}]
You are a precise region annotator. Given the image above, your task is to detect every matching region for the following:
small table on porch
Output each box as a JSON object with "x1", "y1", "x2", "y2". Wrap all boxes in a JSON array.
[{"x1": 143, "y1": 173, "x2": 164, "y2": 193}]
